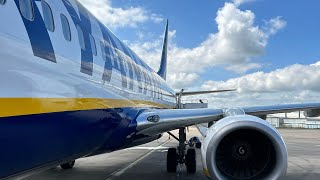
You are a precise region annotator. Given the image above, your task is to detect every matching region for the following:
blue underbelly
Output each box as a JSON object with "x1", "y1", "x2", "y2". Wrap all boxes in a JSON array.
[{"x1": 0, "y1": 107, "x2": 140, "y2": 178}]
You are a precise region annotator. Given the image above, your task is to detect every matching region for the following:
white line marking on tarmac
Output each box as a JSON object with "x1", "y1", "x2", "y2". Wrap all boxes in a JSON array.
[
  {"x1": 126, "y1": 146, "x2": 168, "y2": 150},
  {"x1": 105, "y1": 139, "x2": 171, "y2": 180}
]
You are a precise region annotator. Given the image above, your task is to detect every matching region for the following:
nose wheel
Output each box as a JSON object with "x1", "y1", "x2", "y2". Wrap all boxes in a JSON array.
[{"x1": 166, "y1": 128, "x2": 197, "y2": 174}]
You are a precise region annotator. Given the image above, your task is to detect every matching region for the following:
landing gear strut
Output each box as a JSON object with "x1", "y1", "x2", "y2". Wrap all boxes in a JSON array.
[{"x1": 167, "y1": 128, "x2": 196, "y2": 174}]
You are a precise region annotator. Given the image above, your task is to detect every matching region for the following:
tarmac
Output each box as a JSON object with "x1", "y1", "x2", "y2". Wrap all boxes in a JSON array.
[{"x1": 23, "y1": 128, "x2": 320, "y2": 180}]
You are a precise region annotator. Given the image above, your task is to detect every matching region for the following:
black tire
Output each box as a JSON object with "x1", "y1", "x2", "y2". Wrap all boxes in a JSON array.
[
  {"x1": 60, "y1": 160, "x2": 75, "y2": 169},
  {"x1": 167, "y1": 148, "x2": 177, "y2": 173},
  {"x1": 186, "y1": 149, "x2": 196, "y2": 174}
]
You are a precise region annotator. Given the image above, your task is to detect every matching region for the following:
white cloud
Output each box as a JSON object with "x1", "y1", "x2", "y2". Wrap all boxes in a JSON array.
[
  {"x1": 313, "y1": 61, "x2": 320, "y2": 66},
  {"x1": 233, "y1": 0, "x2": 256, "y2": 6},
  {"x1": 202, "y1": 62, "x2": 320, "y2": 93},
  {"x1": 129, "y1": 2, "x2": 286, "y2": 89},
  {"x1": 265, "y1": 17, "x2": 287, "y2": 35},
  {"x1": 78, "y1": 0, "x2": 163, "y2": 28},
  {"x1": 150, "y1": 13, "x2": 164, "y2": 24},
  {"x1": 200, "y1": 62, "x2": 320, "y2": 107},
  {"x1": 167, "y1": 73, "x2": 200, "y2": 90},
  {"x1": 225, "y1": 63, "x2": 262, "y2": 74}
]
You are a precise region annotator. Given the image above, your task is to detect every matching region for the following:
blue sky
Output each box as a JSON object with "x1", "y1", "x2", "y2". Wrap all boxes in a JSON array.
[
  {"x1": 111, "y1": 0, "x2": 319, "y2": 59},
  {"x1": 110, "y1": 0, "x2": 320, "y2": 80},
  {"x1": 80, "y1": 0, "x2": 320, "y2": 107},
  {"x1": 112, "y1": 0, "x2": 224, "y2": 47}
]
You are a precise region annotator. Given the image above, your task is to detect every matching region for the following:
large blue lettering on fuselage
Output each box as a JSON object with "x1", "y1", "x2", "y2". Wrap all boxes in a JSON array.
[
  {"x1": 62, "y1": 0, "x2": 94, "y2": 75},
  {"x1": 127, "y1": 60, "x2": 134, "y2": 90},
  {"x1": 12, "y1": 0, "x2": 169, "y2": 98},
  {"x1": 98, "y1": 22, "x2": 128, "y2": 88},
  {"x1": 133, "y1": 63, "x2": 143, "y2": 93},
  {"x1": 13, "y1": 0, "x2": 56, "y2": 63}
]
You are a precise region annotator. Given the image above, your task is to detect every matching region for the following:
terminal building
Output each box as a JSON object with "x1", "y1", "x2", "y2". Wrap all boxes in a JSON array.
[
  {"x1": 267, "y1": 112, "x2": 320, "y2": 129},
  {"x1": 182, "y1": 99, "x2": 320, "y2": 129}
]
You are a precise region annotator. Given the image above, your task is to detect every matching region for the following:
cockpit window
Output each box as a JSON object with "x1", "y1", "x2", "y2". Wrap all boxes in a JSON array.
[{"x1": 19, "y1": 0, "x2": 34, "y2": 21}]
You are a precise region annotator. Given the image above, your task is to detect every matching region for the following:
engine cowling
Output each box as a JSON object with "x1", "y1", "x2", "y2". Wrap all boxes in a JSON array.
[{"x1": 201, "y1": 115, "x2": 287, "y2": 180}]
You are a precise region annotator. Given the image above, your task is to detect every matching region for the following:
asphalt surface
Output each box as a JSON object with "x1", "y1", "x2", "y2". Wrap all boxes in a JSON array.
[{"x1": 23, "y1": 128, "x2": 320, "y2": 180}]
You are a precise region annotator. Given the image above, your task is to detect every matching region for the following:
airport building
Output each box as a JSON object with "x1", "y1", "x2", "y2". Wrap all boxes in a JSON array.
[
  {"x1": 267, "y1": 112, "x2": 320, "y2": 129},
  {"x1": 182, "y1": 99, "x2": 320, "y2": 129}
]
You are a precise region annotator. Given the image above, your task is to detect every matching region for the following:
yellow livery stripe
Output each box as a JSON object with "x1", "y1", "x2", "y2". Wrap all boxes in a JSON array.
[{"x1": 0, "y1": 98, "x2": 173, "y2": 118}]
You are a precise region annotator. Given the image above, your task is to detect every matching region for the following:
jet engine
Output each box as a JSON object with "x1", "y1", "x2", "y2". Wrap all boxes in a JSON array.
[{"x1": 201, "y1": 115, "x2": 287, "y2": 180}]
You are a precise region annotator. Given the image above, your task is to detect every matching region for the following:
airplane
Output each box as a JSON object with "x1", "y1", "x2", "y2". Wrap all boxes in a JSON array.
[{"x1": 1, "y1": 0, "x2": 320, "y2": 179}]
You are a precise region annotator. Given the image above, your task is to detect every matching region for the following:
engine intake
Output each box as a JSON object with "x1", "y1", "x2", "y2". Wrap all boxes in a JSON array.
[
  {"x1": 216, "y1": 129, "x2": 276, "y2": 179},
  {"x1": 201, "y1": 115, "x2": 287, "y2": 180}
]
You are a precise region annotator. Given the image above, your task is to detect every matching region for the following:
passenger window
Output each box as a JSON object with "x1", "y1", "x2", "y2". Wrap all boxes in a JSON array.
[
  {"x1": 19, "y1": 0, "x2": 34, "y2": 21},
  {"x1": 41, "y1": 1, "x2": 54, "y2": 32},
  {"x1": 0, "y1": 0, "x2": 6, "y2": 5},
  {"x1": 60, "y1": 14, "x2": 71, "y2": 41},
  {"x1": 76, "y1": 26, "x2": 85, "y2": 50},
  {"x1": 90, "y1": 35, "x2": 97, "y2": 56}
]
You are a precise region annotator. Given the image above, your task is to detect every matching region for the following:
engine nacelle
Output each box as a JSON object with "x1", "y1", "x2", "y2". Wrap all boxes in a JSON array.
[{"x1": 201, "y1": 115, "x2": 287, "y2": 180}]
